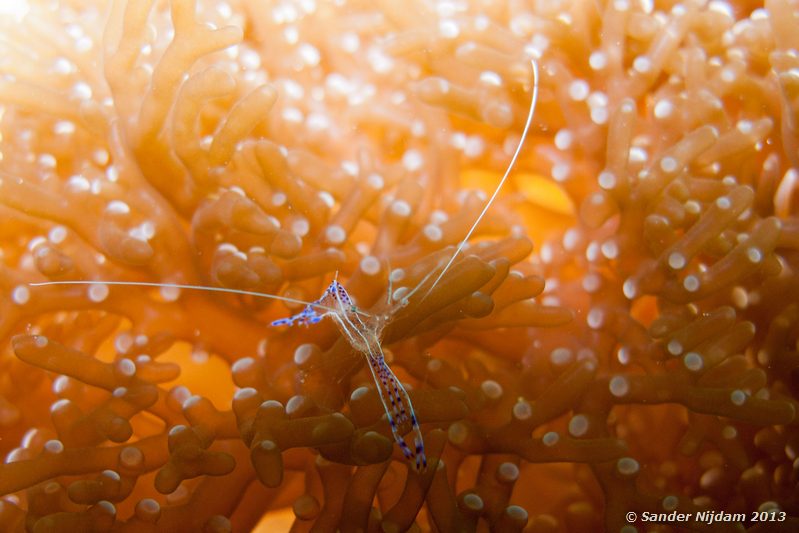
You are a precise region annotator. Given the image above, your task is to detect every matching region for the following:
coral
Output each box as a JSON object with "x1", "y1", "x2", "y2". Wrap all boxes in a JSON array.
[{"x1": 1, "y1": 0, "x2": 798, "y2": 531}]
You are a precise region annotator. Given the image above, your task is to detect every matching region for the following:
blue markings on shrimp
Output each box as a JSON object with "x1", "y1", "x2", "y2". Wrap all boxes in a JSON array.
[
  {"x1": 368, "y1": 353, "x2": 427, "y2": 471},
  {"x1": 271, "y1": 279, "x2": 427, "y2": 472},
  {"x1": 269, "y1": 304, "x2": 324, "y2": 327},
  {"x1": 268, "y1": 280, "x2": 345, "y2": 327}
]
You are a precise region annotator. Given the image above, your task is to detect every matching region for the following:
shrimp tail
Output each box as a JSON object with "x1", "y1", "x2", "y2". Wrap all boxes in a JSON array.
[{"x1": 368, "y1": 353, "x2": 427, "y2": 472}]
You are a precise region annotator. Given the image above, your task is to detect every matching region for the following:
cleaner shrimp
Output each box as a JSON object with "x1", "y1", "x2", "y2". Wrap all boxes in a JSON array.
[{"x1": 29, "y1": 59, "x2": 539, "y2": 473}]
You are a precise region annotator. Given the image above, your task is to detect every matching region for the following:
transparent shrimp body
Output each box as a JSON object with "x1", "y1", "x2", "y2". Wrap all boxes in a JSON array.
[{"x1": 271, "y1": 280, "x2": 427, "y2": 471}]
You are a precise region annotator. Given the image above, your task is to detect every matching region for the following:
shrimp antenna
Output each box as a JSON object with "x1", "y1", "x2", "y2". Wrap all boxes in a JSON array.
[
  {"x1": 417, "y1": 59, "x2": 540, "y2": 304},
  {"x1": 28, "y1": 280, "x2": 373, "y2": 318}
]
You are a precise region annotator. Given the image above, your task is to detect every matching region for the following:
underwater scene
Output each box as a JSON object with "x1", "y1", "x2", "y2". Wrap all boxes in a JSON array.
[{"x1": 1, "y1": 0, "x2": 798, "y2": 531}]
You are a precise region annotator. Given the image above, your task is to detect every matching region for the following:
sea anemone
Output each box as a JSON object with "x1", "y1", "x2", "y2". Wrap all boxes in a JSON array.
[{"x1": 1, "y1": 0, "x2": 798, "y2": 531}]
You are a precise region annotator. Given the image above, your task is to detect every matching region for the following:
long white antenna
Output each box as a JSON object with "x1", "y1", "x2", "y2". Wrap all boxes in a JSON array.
[
  {"x1": 418, "y1": 59, "x2": 540, "y2": 303},
  {"x1": 29, "y1": 62, "x2": 539, "y2": 320},
  {"x1": 29, "y1": 280, "x2": 372, "y2": 317}
]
